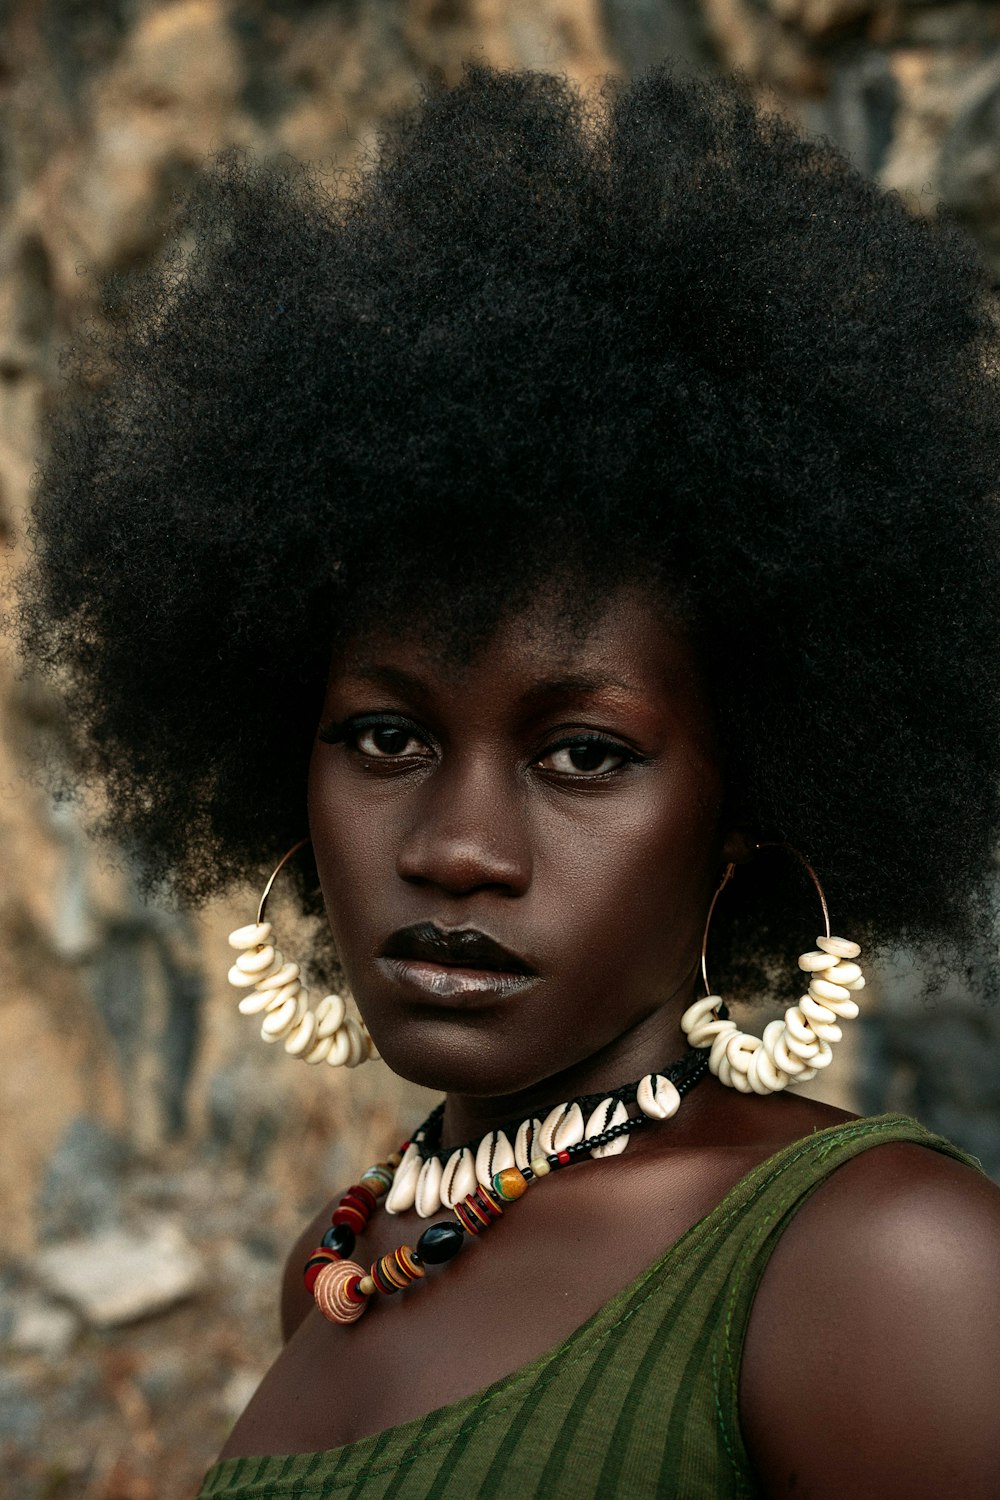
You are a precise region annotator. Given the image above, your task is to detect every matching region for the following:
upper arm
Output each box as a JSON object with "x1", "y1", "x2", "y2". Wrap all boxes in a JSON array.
[
  {"x1": 280, "y1": 1199, "x2": 335, "y2": 1343},
  {"x1": 740, "y1": 1144, "x2": 1000, "y2": 1500}
]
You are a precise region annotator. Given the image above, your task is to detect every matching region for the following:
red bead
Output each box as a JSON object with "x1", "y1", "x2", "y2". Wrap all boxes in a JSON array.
[
  {"x1": 347, "y1": 1183, "x2": 378, "y2": 1213},
  {"x1": 344, "y1": 1274, "x2": 366, "y2": 1305},
  {"x1": 557, "y1": 1150, "x2": 571, "y2": 1165},
  {"x1": 333, "y1": 1205, "x2": 367, "y2": 1233},
  {"x1": 339, "y1": 1191, "x2": 372, "y2": 1220}
]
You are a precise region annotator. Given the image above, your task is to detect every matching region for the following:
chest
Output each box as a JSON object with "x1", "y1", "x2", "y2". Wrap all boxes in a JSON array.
[{"x1": 226, "y1": 1145, "x2": 765, "y2": 1457}]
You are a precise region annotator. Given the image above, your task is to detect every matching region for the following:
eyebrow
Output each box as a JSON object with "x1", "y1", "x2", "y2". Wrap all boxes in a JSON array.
[{"x1": 341, "y1": 664, "x2": 641, "y2": 707}]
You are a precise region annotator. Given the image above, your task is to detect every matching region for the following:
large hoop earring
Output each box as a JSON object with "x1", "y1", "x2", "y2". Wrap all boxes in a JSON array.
[
  {"x1": 679, "y1": 843, "x2": 865, "y2": 1093},
  {"x1": 226, "y1": 838, "x2": 378, "y2": 1069}
]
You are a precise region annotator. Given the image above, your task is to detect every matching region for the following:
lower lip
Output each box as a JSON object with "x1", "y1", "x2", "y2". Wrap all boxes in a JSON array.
[{"x1": 377, "y1": 957, "x2": 537, "y2": 1003}]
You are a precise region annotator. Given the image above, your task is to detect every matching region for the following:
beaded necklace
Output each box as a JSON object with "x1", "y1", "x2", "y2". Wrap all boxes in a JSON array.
[{"x1": 304, "y1": 1047, "x2": 708, "y2": 1325}]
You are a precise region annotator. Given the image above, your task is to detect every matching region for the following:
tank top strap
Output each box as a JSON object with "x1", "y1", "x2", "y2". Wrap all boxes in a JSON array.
[{"x1": 701, "y1": 1112, "x2": 983, "y2": 1491}]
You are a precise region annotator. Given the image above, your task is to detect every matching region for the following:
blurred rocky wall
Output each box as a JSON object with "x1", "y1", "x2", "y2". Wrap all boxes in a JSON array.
[{"x1": 0, "y1": 3, "x2": 997, "y2": 1492}]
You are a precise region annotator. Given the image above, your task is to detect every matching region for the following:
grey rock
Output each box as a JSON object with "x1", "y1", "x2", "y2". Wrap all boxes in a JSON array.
[
  {"x1": 5, "y1": 1295, "x2": 80, "y2": 1360},
  {"x1": 38, "y1": 1115, "x2": 128, "y2": 1241},
  {"x1": 35, "y1": 1221, "x2": 203, "y2": 1328}
]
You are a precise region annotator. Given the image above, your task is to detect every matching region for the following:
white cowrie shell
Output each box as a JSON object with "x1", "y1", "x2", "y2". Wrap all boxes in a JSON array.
[
  {"x1": 809, "y1": 1019, "x2": 843, "y2": 1044},
  {"x1": 315, "y1": 993, "x2": 347, "y2": 1036},
  {"x1": 254, "y1": 958, "x2": 297, "y2": 993},
  {"x1": 845, "y1": 974, "x2": 866, "y2": 992},
  {"x1": 808, "y1": 1039, "x2": 835, "y2": 1069},
  {"x1": 384, "y1": 1143, "x2": 422, "y2": 1215},
  {"x1": 636, "y1": 1074, "x2": 681, "y2": 1120},
  {"x1": 325, "y1": 1028, "x2": 352, "y2": 1067},
  {"x1": 441, "y1": 1148, "x2": 478, "y2": 1208},
  {"x1": 749, "y1": 1046, "x2": 787, "y2": 1093},
  {"x1": 708, "y1": 1023, "x2": 738, "y2": 1074},
  {"x1": 785, "y1": 1007, "x2": 816, "y2": 1045},
  {"x1": 586, "y1": 1098, "x2": 630, "y2": 1159},
  {"x1": 784, "y1": 1029, "x2": 820, "y2": 1061},
  {"x1": 822, "y1": 994, "x2": 860, "y2": 1020},
  {"x1": 726, "y1": 1033, "x2": 760, "y2": 1074},
  {"x1": 815, "y1": 935, "x2": 861, "y2": 959},
  {"x1": 800, "y1": 994, "x2": 837, "y2": 1025},
  {"x1": 686, "y1": 1014, "x2": 733, "y2": 1048},
  {"x1": 824, "y1": 961, "x2": 861, "y2": 985},
  {"x1": 238, "y1": 988, "x2": 280, "y2": 1016},
  {"x1": 681, "y1": 995, "x2": 723, "y2": 1035},
  {"x1": 415, "y1": 1156, "x2": 444, "y2": 1218},
  {"x1": 284, "y1": 1010, "x2": 317, "y2": 1056},
  {"x1": 796, "y1": 1067, "x2": 819, "y2": 1083},
  {"x1": 773, "y1": 1032, "x2": 807, "y2": 1075},
  {"x1": 302, "y1": 1033, "x2": 333, "y2": 1064},
  {"x1": 261, "y1": 994, "x2": 301, "y2": 1039},
  {"x1": 475, "y1": 1131, "x2": 515, "y2": 1183},
  {"x1": 228, "y1": 962, "x2": 262, "y2": 989},
  {"x1": 797, "y1": 949, "x2": 839, "y2": 972},
  {"x1": 235, "y1": 944, "x2": 276, "y2": 976},
  {"x1": 229, "y1": 922, "x2": 272, "y2": 950},
  {"x1": 538, "y1": 1102, "x2": 585, "y2": 1155},
  {"x1": 809, "y1": 976, "x2": 851, "y2": 1004},
  {"x1": 514, "y1": 1118, "x2": 542, "y2": 1171},
  {"x1": 342, "y1": 1018, "x2": 368, "y2": 1068},
  {"x1": 264, "y1": 981, "x2": 301, "y2": 1012}
]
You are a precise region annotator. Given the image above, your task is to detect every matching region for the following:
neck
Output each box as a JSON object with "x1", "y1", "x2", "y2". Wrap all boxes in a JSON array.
[{"x1": 440, "y1": 997, "x2": 693, "y2": 1150}]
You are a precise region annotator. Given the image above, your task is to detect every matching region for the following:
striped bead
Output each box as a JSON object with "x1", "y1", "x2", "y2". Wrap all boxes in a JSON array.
[
  {"x1": 332, "y1": 1204, "x2": 368, "y2": 1234},
  {"x1": 454, "y1": 1184, "x2": 504, "y2": 1236},
  {"x1": 360, "y1": 1165, "x2": 394, "y2": 1197},
  {"x1": 370, "y1": 1245, "x2": 426, "y2": 1295},
  {"x1": 313, "y1": 1260, "x2": 369, "y2": 1324}
]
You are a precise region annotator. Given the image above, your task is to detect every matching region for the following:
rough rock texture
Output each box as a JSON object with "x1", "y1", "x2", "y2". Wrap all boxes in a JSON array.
[{"x1": 0, "y1": 3, "x2": 997, "y2": 1494}]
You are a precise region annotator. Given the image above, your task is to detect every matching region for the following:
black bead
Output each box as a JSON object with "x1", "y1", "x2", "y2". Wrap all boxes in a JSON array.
[
  {"x1": 416, "y1": 1221, "x2": 466, "y2": 1264},
  {"x1": 322, "y1": 1223, "x2": 356, "y2": 1256}
]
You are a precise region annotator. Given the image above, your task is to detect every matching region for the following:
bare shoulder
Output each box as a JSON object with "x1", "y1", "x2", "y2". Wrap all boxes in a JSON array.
[
  {"x1": 741, "y1": 1139, "x2": 1000, "y2": 1499},
  {"x1": 280, "y1": 1198, "x2": 337, "y2": 1342}
]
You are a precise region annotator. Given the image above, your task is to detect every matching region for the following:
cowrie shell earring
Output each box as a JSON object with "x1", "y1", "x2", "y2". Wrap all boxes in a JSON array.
[
  {"x1": 680, "y1": 844, "x2": 865, "y2": 1094},
  {"x1": 227, "y1": 838, "x2": 377, "y2": 1069}
]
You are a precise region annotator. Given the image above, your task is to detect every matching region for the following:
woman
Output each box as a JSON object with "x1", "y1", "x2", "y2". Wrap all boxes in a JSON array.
[{"x1": 17, "y1": 63, "x2": 1000, "y2": 1498}]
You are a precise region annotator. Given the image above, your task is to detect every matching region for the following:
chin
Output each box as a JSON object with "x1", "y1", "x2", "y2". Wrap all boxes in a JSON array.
[{"x1": 368, "y1": 1014, "x2": 559, "y2": 1099}]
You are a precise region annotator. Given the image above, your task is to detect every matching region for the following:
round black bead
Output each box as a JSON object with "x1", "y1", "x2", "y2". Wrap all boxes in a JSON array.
[
  {"x1": 322, "y1": 1223, "x2": 356, "y2": 1257},
  {"x1": 416, "y1": 1221, "x2": 466, "y2": 1264}
]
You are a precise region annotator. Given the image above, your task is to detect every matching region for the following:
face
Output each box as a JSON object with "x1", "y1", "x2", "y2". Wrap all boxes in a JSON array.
[{"x1": 307, "y1": 585, "x2": 733, "y2": 1100}]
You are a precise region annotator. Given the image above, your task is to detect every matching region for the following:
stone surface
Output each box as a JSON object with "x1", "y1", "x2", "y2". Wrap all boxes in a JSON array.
[
  {"x1": 5, "y1": 1294, "x2": 80, "y2": 1360},
  {"x1": 36, "y1": 1222, "x2": 204, "y2": 1327}
]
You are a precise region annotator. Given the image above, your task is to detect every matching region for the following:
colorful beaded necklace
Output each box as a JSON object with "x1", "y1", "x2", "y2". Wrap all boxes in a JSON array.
[{"x1": 303, "y1": 1047, "x2": 708, "y2": 1325}]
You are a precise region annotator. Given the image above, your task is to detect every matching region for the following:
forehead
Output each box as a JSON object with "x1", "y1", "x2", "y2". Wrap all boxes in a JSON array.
[{"x1": 328, "y1": 585, "x2": 716, "y2": 738}]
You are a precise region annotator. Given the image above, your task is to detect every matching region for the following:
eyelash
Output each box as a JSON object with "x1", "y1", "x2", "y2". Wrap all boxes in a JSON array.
[{"x1": 318, "y1": 715, "x2": 644, "y2": 780}]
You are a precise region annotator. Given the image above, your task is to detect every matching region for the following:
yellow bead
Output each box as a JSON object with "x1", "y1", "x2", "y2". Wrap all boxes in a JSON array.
[
  {"x1": 493, "y1": 1167, "x2": 529, "y2": 1201},
  {"x1": 529, "y1": 1157, "x2": 551, "y2": 1177}
]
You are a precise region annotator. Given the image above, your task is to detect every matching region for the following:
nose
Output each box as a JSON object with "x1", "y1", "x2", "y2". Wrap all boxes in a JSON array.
[{"x1": 395, "y1": 754, "x2": 531, "y2": 898}]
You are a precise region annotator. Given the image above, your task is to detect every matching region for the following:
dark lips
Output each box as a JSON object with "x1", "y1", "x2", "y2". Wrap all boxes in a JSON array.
[
  {"x1": 377, "y1": 923, "x2": 538, "y2": 1003},
  {"x1": 380, "y1": 923, "x2": 536, "y2": 975}
]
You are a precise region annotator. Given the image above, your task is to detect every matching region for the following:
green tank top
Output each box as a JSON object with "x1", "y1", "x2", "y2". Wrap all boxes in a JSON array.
[{"x1": 198, "y1": 1114, "x2": 980, "y2": 1500}]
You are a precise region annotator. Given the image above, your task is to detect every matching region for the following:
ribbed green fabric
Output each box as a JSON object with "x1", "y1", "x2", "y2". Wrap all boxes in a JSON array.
[{"x1": 198, "y1": 1114, "x2": 980, "y2": 1500}]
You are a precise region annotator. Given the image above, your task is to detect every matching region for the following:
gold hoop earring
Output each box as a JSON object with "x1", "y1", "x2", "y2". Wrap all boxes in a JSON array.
[
  {"x1": 226, "y1": 838, "x2": 377, "y2": 1069},
  {"x1": 680, "y1": 843, "x2": 865, "y2": 1093}
]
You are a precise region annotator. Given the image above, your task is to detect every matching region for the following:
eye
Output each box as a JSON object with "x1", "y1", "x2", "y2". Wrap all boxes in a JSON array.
[
  {"x1": 318, "y1": 715, "x2": 433, "y2": 760},
  {"x1": 537, "y1": 736, "x2": 635, "y2": 778},
  {"x1": 354, "y1": 724, "x2": 429, "y2": 758}
]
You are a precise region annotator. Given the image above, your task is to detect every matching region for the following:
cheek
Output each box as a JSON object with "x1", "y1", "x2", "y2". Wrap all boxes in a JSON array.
[
  {"x1": 306, "y1": 748, "x2": 387, "y2": 946},
  {"x1": 532, "y1": 767, "x2": 724, "y2": 997}
]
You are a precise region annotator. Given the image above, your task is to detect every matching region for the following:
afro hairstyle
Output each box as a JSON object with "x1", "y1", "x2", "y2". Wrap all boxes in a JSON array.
[{"x1": 15, "y1": 62, "x2": 1000, "y2": 998}]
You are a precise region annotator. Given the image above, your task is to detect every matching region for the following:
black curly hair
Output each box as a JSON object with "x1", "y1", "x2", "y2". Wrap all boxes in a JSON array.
[{"x1": 15, "y1": 62, "x2": 1000, "y2": 997}]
